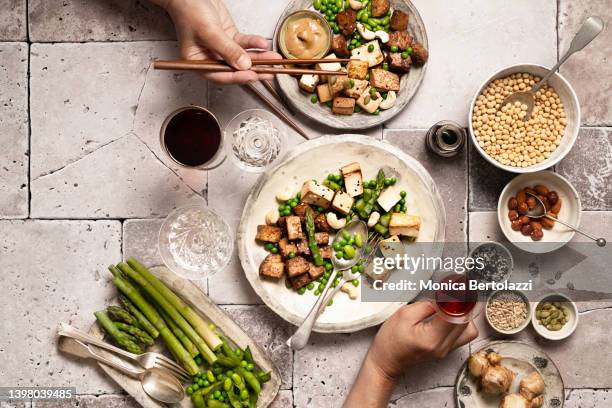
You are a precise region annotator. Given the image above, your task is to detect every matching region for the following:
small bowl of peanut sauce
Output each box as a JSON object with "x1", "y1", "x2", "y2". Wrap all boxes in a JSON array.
[{"x1": 278, "y1": 10, "x2": 332, "y2": 60}]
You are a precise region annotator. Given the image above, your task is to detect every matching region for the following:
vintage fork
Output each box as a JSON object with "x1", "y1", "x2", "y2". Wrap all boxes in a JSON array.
[{"x1": 58, "y1": 323, "x2": 191, "y2": 382}]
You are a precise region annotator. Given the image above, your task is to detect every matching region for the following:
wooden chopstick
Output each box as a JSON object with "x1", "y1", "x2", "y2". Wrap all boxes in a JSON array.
[
  {"x1": 154, "y1": 61, "x2": 347, "y2": 76},
  {"x1": 262, "y1": 80, "x2": 296, "y2": 115},
  {"x1": 243, "y1": 83, "x2": 310, "y2": 141},
  {"x1": 157, "y1": 58, "x2": 351, "y2": 66}
]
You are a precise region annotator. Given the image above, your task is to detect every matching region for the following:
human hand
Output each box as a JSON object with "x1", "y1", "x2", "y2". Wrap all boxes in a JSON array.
[
  {"x1": 344, "y1": 302, "x2": 478, "y2": 408},
  {"x1": 163, "y1": 0, "x2": 281, "y2": 84}
]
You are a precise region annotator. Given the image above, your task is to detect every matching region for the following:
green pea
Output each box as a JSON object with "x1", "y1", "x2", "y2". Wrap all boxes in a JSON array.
[
  {"x1": 298, "y1": 287, "x2": 306, "y2": 295},
  {"x1": 394, "y1": 203, "x2": 401, "y2": 212},
  {"x1": 335, "y1": 0, "x2": 342, "y2": 8},
  {"x1": 373, "y1": 108, "x2": 380, "y2": 115},
  {"x1": 307, "y1": 282, "x2": 314, "y2": 290},
  {"x1": 333, "y1": 25, "x2": 340, "y2": 33},
  {"x1": 264, "y1": 243, "x2": 273, "y2": 250},
  {"x1": 314, "y1": 0, "x2": 322, "y2": 10},
  {"x1": 351, "y1": 265, "x2": 360, "y2": 273},
  {"x1": 288, "y1": 251, "x2": 296, "y2": 259},
  {"x1": 365, "y1": 73, "x2": 370, "y2": 81},
  {"x1": 352, "y1": 279, "x2": 359, "y2": 287},
  {"x1": 354, "y1": 105, "x2": 362, "y2": 113},
  {"x1": 368, "y1": 44, "x2": 375, "y2": 52},
  {"x1": 389, "y1": 177, "x2": 396, "y2": 185},
  {"x1": 384, "y1": 178, "x2": 392, "y2": 186},
  {"x1": 328, "y1": 299, "x2": 334, "y2": 306},
  {"x1": 333, "y1": 242, "x2": 342, "y2": 251},
  {"x1": 310, "y1": 95, "x2": 318, "y2": 104},
  {"x1": 270, "y1": 246, "x2": 278, "y2": 254},
  {"x1": 400, "y1": 190, "x2": 407, "y2": 197},
  {"x1": 240, "y1": 389, "x2": 249, "y2": 400},
  {"x1": 349, "y1": 79, "x2": 355, "y2": 88},
  {"x1": 383, "y1": 63, "x2": 389, "y2": 71},
  {"x1": 314, "y1": 289, "x2": 322, "y2": 295},
  {"x1": 401, "y1": 51, "x2": 409, "y2": 59},
  {"x1": 324, "y1": 271, "x2": 331, "y2": 278},
  {"x1": 192, "y1": 384, "x2": 199, "y2": 391},
  {"x1": 390, "y1": 45, "x2": 399, "y2": 53},
  {"x1": 321, "y1": 5, "x2": 327, "y2": 12},
  {"x1": 354, "y1": 233, "x2": 363, "y2": 247},
  {"x1": 187, "y1": 386, "x2": 193, "y2": 395},
  {"x1": 325, "y1": 262, "x2": 333, "y2": 271},
  {"x1": 343, "y1": 245, "x2": 356, "y2": 259},
  {"x1": 335, "y1": 250, "x2": 344, "y2": 259},
  {"x1": 407, "y1": 47, "x2": 413, "y2": 55},
  {"x1": 342, "y1": 230, "x2": 351, "y2": 240},
  {"x1": 332, "y1": 280, "x2": 338, "y2": 288},
  {"x1": 214, "y1": 390, "x2": 221, "y2": 398},
  {"x1": 369, "y1": 87, "x2": 377, "y2": 97}
]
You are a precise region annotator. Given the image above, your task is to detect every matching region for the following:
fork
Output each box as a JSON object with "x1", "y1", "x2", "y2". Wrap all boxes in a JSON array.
[{"x1": 58, "y1": 323, "x2": 191, "y2": 382}]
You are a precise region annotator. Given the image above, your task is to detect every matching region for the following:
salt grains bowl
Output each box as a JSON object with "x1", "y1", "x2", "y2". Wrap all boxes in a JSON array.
[
  {"x1": 469, "y1": 64, "x2": 580, "y2": 173},
  {"x1": 485, "y1": 290, "x2": 531, "y2": 335}
]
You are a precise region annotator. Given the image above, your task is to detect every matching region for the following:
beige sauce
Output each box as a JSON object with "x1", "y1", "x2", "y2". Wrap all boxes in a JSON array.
[{"x1": 285, "y1": 17, "x2": 329, "y2": 59}]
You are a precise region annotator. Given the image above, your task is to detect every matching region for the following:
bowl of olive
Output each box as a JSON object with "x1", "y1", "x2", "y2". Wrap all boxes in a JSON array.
[{"x1": 531, "y1": 293, "x2": 578, "y2": 340}]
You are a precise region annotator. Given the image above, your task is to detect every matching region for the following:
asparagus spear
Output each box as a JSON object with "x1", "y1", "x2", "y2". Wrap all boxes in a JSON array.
[
  {"x1": 304, "y1": 211, "x2": 324, "y2": 266},
  {"x1": 114, "y1": 322, "x2": 155, "y2": 346},
  {"x1": 159, "y1": 308, "x2": 199, "y2": 358},
  {"x1": 117, "y1": 262, "x2": 217, "y2": 365},
  {"x1": 94, "y1": 310, "x2": 144, "y2": 354},
  {"x1": 107, "y1": 305, "x2": 140, "y2": 327},
  {"x1": 126, "y1": 258, "x2": 223, "y2": 351},
  {"x1": 119, "y1": 295, "x2": 159, "y2": 339},
  {"x1": 112, "y1": 275, "x2": 199, "y2": 375}
]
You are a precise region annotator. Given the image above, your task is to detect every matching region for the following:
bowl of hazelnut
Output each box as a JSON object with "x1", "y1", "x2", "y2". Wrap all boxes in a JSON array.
[
  {"x1": 469, "y1": 64, "x2": 580, "y2": 173},
  {"x1": 497, "y1": 171, "x2": 581, "y2": 253}
]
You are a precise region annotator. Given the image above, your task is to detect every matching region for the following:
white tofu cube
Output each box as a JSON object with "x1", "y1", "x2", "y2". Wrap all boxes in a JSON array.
[
  {"x1": 298, "y1": 74, "x2": 319, "y2": 93},
  {"x1": 356, "y1": 87, "x2": 382, "y2": 113},
  {"x1": 350, "y1": 41, "x2": 384, "y2": 67},
  {"x1": 389, "y1": 213, "x2": 421, "y2": 238},
  {"x1": 315, "y1": 53, "x2": 342, "y2": 82},
  {"x1": 344, "y1": 172, "x2": 363, "y2": 198},
  {"x1": 341, "y1": 162, "x2": 361, "y2": 175},
  {"x1": 379, "y1": 235, "x2": 404, "y2": 258},
  {"x1": 331, "y1": 191, "x2": 354, "y2": 215},
  {"x1": 343, "y1": 78, "x2": 369, "y2": 99},
  {"x1": 377, "y1": 186, "x2": 402, "y2": 212},
  {"x1": 300, "y1": 180, "x2": 335, "y2": 209}
]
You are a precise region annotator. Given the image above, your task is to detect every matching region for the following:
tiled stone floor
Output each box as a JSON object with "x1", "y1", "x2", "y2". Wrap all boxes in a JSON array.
[{"x1": 1, "y1": 0, "x2": 610, "y2": 406}]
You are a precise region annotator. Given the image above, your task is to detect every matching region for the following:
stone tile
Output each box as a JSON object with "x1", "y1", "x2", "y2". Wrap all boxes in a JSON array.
[
  {"x1": 33, "y1": 395, "x2": 139, "y2": 408},
  {"x1": 565, "y1": 389, "x2": 611, "y2": 408},
  {"x1": 30, "y1": 134, "x2": 204, "y2": 218},
  {"x1": 0, "y1": 401, "x2": 31, "y2": 408},
  {"x1": 0, "y1": 0, "x2": 26, "y2": 40},
  {"x1": 224, "y1": 0, "x2": 292, "y2": 39},
  {"x1": 29, "y1": 42, "x2": 173, "y2": 180},
  {"x1": 28, "y1": 0, "x2": 174, "y2": 42},
  {"x1": 269, "y1": 390, "x2": 293, "y2": 408},
  {"x1": 122, "y1": 218, "x2": 209, "y2": 295},
  {"x1": 0, "y1": 42, "x2": 28, "y2": 218},
  {"x1": 558, "y1": 0, "x2": 612, "y2": 125},
  {"x1": 556, "y1": 128, "x2": 612, "y2": 210},
  {"x1": 384, "y1": 129, "x2": 467, "y2": 243},
  {"x1": 390, "y1": 387, "x2": 454, "y2": 407},
  {"x1": 468, "y1": 141, "x2": 516, "y2": 211},
  {"x1": 221, "y1": 305, "x2": 293, "y2": 390},
  {"x1": 0, "y1": 220, "x2": 121, "y2": 393},
  {"x1": 387, "y1": 0, "x2": 557, "y2": 128}
]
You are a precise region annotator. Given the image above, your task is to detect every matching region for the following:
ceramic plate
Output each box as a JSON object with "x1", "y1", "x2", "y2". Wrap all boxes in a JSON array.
[
  {"x1": 273, "y1": 0, "x2": 428, "y2": 130},
  {"x1": 455, "y1": 341, "x2": 565, "y2": 408},
  {"x1": 89, "y1": 266, "x2": 281, "y2": 408},
  {"x1": 237, "y1": 134, "x2": 445, "y2": 332}
]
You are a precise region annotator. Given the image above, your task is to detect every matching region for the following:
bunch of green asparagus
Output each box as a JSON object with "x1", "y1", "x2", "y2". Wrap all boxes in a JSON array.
[{"x1": 96, "y1": 257, "x2": 270, "y2": 407}]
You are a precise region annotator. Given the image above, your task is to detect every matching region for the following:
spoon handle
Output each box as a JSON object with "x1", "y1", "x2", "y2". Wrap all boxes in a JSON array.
[
  {"x1": 287, "y1": 268, "x2": 339, "y2": 350},
  {"x1": 546, "y1": 214, "x2": 605, "y2": 244},
  {"x1": 532, "y1": 16, "x2": 604, "y2": 94}
]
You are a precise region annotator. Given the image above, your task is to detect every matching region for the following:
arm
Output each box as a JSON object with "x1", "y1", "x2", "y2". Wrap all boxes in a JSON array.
[{"x1": 344, "y1": 302, "x2": 478, "y2": 408}]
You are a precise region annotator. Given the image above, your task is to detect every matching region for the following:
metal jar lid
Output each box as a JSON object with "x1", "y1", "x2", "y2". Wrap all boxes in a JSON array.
[{"x1": 425, "y1": 120, "x2": 466, "y2": 157}]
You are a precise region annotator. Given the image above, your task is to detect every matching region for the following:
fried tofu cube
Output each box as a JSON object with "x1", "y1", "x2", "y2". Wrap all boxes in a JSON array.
[
  {"x1": 390, "y1": 10, "x2": 409, "y2": 31},
  {"x1": 356, "y1": 87, "x2": 382, "y2": 113},
  {"x1": 389, "y1": 213, "x2": 421, "y2": 238},
  {"x1": 351, "y1": 41, "x2": 384, "y2": 67},
  {"x1": 296, "y1": 240, "x2": 311, "y2": 256},
  {"x1": 259, "y1": 254, "x2": 284, "y2": 279},
  {"x1": 328, "y1": 75, "x2": 346, "y2": 97},
  {"x1": 370, "y1": 69, "x2": 400, "y2": 92},
  {"x1": 341, "y1": 162, "x2": 363, "y2": 197},
  {"x1": 377, "y1": 185, "x2": 401, "y2": 212},
  {"x1": 331, "y1": 191, "x2": 354, "y2": 215},
  {"x1": 300, "y1": 180, "x2": 335, "y2": 209},
  {"x1": 299, "y1": 74, "x2": 319, "y2": 93},
  {"x1": 314, "y1": 232, "x2": 330, "y2": 245},
  {"x1": 290, "y1": 273, "x2": 312, "y2": 289},
  {"x1": 315, "y1": 53, "x2": 342, "y2": 82},
  {"x1": 285, "y1": 216, "x2": 303, "y2": 241},
  {"x1": 319, "y1": 245, "x2": 332, "y2": 259},
  {"x1": 256, "y1": 225, "x2": 282, "y2": 243},
  {"x1": 343, "y1": 78, "x2": 369, "y2": 98},
  {"x1": 308, "y1": 263, "x2": 325, "y2": 280},
  {"x1": 315, "y1": 213, "x2": 331, "y2": 232},
  {"x1": 278, "y1": 238, "x2": 298, "y2": 258},
  {"x1": 286, "y1": 256, "x2": 311, "y2": 278},
  {"x1": 332, "y1": 96, "x2": 355, "y2": 116},
  {"x1": 347, "y1": 59, "x2": 369, "y2": 79},
  {"x1": 317, "y1": 83, "x2": 333, "y2": 103}
]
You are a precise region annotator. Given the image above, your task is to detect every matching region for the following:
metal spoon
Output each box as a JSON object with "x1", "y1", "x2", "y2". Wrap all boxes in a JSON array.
[
  {"x1": 526, "y1": 191, "x2": 606, "y2": 247},
  {"x1": 502, "y1": 16, "x2": 604, "y2": 120},
  {"x1": 59, "y1": 336, "x2": 185, "y2": 403},
  {"x1": 287, "y1": 219, "x2": 368, "y2": 350}
]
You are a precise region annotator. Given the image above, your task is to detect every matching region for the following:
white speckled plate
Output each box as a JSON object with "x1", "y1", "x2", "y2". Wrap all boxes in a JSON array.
[
  {"x1": 273, "y1": 0, "x2": 428, "y2": 130},
  {"x1": 455, "y1": 341, "x2": 565, "y2": 408},
  {"x1": 88, "y1": 266, "x2": 281, "y2": 408},
  {"x1": 237, "y1": 134, "x2": 445, "y2": 332}
]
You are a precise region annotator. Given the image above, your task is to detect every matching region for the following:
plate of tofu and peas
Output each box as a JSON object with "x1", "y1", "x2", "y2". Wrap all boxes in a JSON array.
[
  {"x1": 237, "y1": 135, "x2": 445, "y2": 332},
  {"x1": 273, "y1": 0, "x2": 429, "y2": 129}
]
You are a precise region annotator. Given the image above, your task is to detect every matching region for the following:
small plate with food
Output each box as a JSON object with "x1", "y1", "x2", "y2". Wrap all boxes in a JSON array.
[
  {"x1": 273, "y1": 0, "x2": 428, "y2": 129},
  {"x1": 456, "y1": 341, "x2": 565, "y2": 408},
  {"x1": 237, "y1": 134, "x2": 445, "y2": 332}
]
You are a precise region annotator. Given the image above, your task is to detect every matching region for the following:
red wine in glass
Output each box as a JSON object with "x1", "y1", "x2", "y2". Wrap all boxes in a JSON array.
[{"x1": 435, "y1": 274, "x2": 477, "y2": 317}]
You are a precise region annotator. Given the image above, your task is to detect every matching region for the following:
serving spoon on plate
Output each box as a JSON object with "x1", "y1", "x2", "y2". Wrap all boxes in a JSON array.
[
  {"x1": 526, "y1": 191, "x2": 606, "y2": 247},
  {"x1": 287, "y1": 219, "x2": 369, "y2": 350},
  {"x1": 502, "y1": 16, "x2": 604, "y2": 121}
]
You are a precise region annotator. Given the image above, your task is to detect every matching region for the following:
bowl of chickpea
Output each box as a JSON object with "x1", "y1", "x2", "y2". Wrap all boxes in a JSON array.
[
  {"x1": 497, "y1": 170, "x2": 581, "y2": 253},
  {"x1": 469, "y1": 64, "x2": 580, "y2": 173}
]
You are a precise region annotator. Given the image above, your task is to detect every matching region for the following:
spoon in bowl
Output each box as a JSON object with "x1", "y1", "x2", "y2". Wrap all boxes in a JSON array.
[
  {"x1": 287, "y1": 219, "x2": 368, "y2": 350},
  {"x1": 502, "y1": 16, "x2": 604, "y2": 121},
  {"x1": 526, "y1": 191, "x2": 606, "y2": 247}
]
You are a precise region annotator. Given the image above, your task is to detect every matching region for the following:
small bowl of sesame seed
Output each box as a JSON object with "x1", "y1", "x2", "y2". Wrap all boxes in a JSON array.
[
  {"x1": 485, "y1": 290, "x2": 531, "y2": 335},
  {"x1": 468, "y1": 64, "x2": 580, "y2": 174}
]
